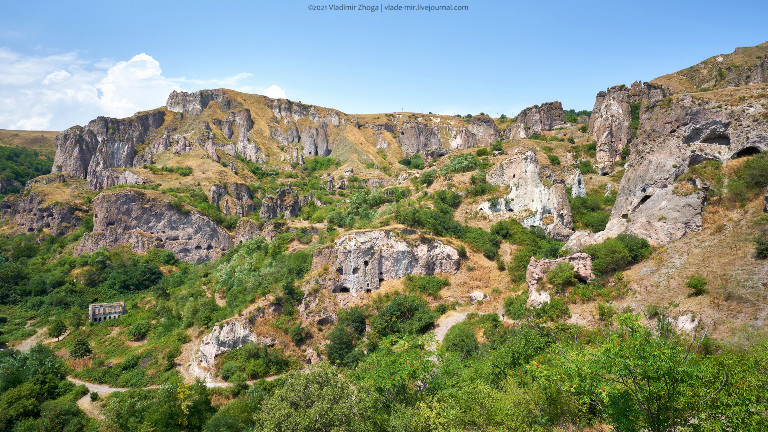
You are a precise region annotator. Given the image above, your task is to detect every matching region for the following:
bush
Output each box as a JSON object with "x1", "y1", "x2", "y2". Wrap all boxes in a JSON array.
[
  {"x1": 442, "y1": 323, "x2": 478, "y2": 358},
  {"x1": 419, "y1": 169, "x2": 438, "y2": 186},
  {"x1": 547, "y1": 262, "x2": 576, "y2": 291},
  {"x1": 371, "y1": 294, "x2": 437, "y2": 337},
  {"x1": 547, "y1": 154, "x2": 561, "y2": 166},
  {"x1": 404, "y1": 275, "x2": 450, "y2": 298},
  {"x1": 48, "y1": 320, "x2": 66, "y2": 339},
  {"x1": 90, "y1": 391, "x2": 99, "y2": 402},
  {"x1": 491, "y1": 140, "x2": 503, "y2": 152},
  {"x1": 504, "y1": 292, "x2": 530, "y2": 320},
  {"x1": 127, "y1": 321, "x2": 151, "y2": 340},
  {"x1": 476, "y1": 148, "x2": 490, "y2": 157},
  {"x1": 685, "y1": 275, "x2": 708, "y2": 296},
  {"x1": 70, "y1": 337, "x2": 92, "y2": 359},
  {"x1": 577, "y1": 159, "x2": 597, "y2": 174},
  {"x1": 399, "y1": 154, "x2": 425, "y2": 170},
  {"x1": 584, "y1": 234, "x2": 650, "y2": 275},
  {"x1": 579, "y1": 125, "x2": 588, "y2": 133},
  {"x1": 440, "y1": 153, "x2": 480, "y2": 175},
  {"x1": 755, "y1": 234, "x2": 768, "y2": 259}
]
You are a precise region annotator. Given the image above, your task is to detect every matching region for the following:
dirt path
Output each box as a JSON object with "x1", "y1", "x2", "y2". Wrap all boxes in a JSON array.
[
  {"x1": 434, "y1": 311, "x2": 470, "y2": 344},
  {"x1": 15, "y1": 327, "x2": 47, "y2": 353},
  {"x1": 76, "y1": 394, "x2": 104, "y2": 420}
]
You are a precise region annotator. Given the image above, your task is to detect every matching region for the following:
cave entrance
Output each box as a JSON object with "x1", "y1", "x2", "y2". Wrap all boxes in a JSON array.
[{"x1": 732, "y1": 146, "x2": 761, "y2": 159}]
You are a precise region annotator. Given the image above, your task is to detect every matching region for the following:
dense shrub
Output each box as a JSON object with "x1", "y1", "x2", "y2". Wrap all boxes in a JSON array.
[
  {"x1": 404, "y1": 274, "x2": 450, "y2": 298},
  {"x1": 547, "y1": 262, "x2": 576, "y2": 291},
  {"x1": 547, "y1": 154, "x2": 561, "y2": 165},
  {"x1": 370, "y1": 294, "x2": 437, "y2": 338},
  {"x1": 303, "y1": 156, "x2": 340, "y2": 173},
  {"x1": 577, "y1": 159, "x2": 597, "y2": 174},
  {"x1": 584, "y1": 234, "x2": 651, "y2": 275},
  {"x1": 399, "y1": 154, "x2": 425, "y2": 170},
  {"x1": 569, "y1": 191, "x2": 612, "y2": 232},
  {"x1": 218, "y1": 343, "x2": 294, "y2": 381},
  {"x1": 440, "y1": 153, "x2": 480, "y2": 174},
  {"x1": 0, "y1": 146, "x2": 53, "y2": 197},
  {"x1": 442, "y1": 323, "x2": 478, "y2": 358},
  {"x1": 419, "y1": 169, "x2": 438, "y2": 186},
  {"x1": 127, "y1": 321, "x2": 151, "y2": 340}
]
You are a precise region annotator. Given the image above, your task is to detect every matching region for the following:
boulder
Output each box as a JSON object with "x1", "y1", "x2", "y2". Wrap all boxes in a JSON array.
[
  {"x1": 469, "y1": 291, "x2": 489, "y2": 304},
  {"x1": 526, "y1": 253, "x2": 594, "y2": 307}
]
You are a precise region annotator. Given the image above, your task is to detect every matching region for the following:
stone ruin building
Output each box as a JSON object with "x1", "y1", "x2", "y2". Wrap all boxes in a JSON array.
[{"x1": 88, "y1": 302, "x2": 126, "y2": 322}]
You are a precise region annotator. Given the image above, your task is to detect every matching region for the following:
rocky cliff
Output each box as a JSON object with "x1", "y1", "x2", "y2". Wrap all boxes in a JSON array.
[
  {"x1": 588, "y1": 81, "x2": 671, "y2": 174},
  {"x1": 312, "y1": 229, "x2": 460, "y2": 293},
  {"x1": 76, "y1": 189, "x2": 233, "y2": 264},
  {"x1": 567, "y1": 84, "x2": 768, "y2": 251},
  {"x1": 0, "y1": 174, "x2": 87, "y2": 235}
]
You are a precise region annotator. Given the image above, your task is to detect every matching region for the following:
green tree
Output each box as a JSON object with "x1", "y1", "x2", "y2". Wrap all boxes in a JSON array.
[
  {"x1": 256, "y1": 363, "x2": 380, "y2": 432},
  {"x1": 48, "y1": 320, "x2": 67, "y2": 339},
  {"x1": 441, "y1": 323, "x2": 478, "y2": 359},
  {"x1": 70, "y1": 337, "x2": 92, "y2": 359}
]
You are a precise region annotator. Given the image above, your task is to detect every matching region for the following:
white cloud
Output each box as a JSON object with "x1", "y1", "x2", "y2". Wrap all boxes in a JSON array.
[
  {"x1": 96, "y1": 53, "x2": 180, "y2": 118},
  {"x1": 0, "y1": 48, "x2": 283, "y2": 131},
  {"x1": 260, "y1": 85, "x2": 287, "y2": 99}
]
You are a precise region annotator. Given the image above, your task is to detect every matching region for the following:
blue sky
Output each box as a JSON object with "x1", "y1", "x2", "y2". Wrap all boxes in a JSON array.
[{"x1": 1, "y1": 0, "x2": 766, "y2": 130}]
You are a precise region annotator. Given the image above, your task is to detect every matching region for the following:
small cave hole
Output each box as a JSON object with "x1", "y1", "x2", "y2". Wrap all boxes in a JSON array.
[
  {"x1": 363, "y1": 260, "x2": 369, "y2": 267},
  {"x1": 732, "y1": 146, "x2": 761, "y2": 159},
  {"x1": 332, "y1": 285, "x2": 350, "y2": 294},
  {"x1": 352, "y1": 267, "x2": 360, "y2": 275},
  {"x1": 638, "y1": 195, "x2": 652, "y2": 206},
  {"x1": 336, "y1": 267, "x2": 343, "y2": 275}
]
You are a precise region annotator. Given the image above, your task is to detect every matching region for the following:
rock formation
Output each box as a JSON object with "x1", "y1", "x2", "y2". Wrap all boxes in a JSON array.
[
  {"x1": 588, "y1": 81, "x2": 670, "y2": 175},
  {"x1": 398, "y1": 121, "x2": 447, "y2": 157},
  {"x1": 0, "y1": 174, "x2": 86, "y2": 235},
  {"x1": 567, "y1": 88, "x2": 768, "y2": 251},
  {"x1": 210, "y1": 183, "x2": 254, "y2": 217},
  {"x1": 507, "y1": 102, "x2": 564, "y2": 139},
  {"x1": 481, "y1": 149, "x2": 574, "y2": 239},
  {"x1": 76, "y1": 189, "x2": 233, "y2": 264},
  {"x1": 526, "y1": 253, "x2": 594, "y2": 307},
  {"x1": 301, "y1": 124, "x2": 331, "y2": 157},
  {"x1": 259, "y1": 188, "x2": 303, "y2": 221},
  {"x1": 312, "y1": 229, "x2": 460, "y2": 293},
  {"x1": 166, "y1": 89, "x2": 235, "y2": 115},
  {"x1": 190, "y1": 318, "x2": 275, "y2": 380}
]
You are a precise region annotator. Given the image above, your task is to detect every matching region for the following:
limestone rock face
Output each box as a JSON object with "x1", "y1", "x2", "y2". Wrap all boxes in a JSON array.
[
  {"x1": 312, "y1": 229, "x2": 460, "y2": 294},
  {"x1": 449, "y1": 128, "x2": 477, "y2": 150},
  {"x1": 234, "y1": 217, "x2": 261, "y2": 244},
  {"x1": 1, "y1": 191, "x2": 83, "y2": 236},
  {"x1": 398, "y1": 121, "x2": 446, "y2": 157},
  {"x1": 526, "y1": 253, "x2": 593, "y2": 307},
  {"x1": 467, "y1": 115, "x2": 499, "y2": 147},
  {"x1": 481, "y1": 150, "x2": 573, "y2": 239},
  {"x1": 210, "y1": 183, "x2": 254, "y2": 217},
  {"x1": 52, "y1": 111, "x2": 165, "y2": 190},
  {"x1": 507, "y1": 101, "x2": 564, "y2": 139},
  {"x1": 166, "y1": 89, "x2": 234, "y2": 115},
  {"x1": 301, "y1": 124, "x2": 330, "y2": 157},
  {"x1": 588, "y1": 81, "x2": 671, "y2": 174},
  {"x1": 196, "y1": 319, "x2": 274, "y2": 368},
  {"x1": 75, "y1": 189, "x2": 233, "y2": 264},
  {"x1": 567, "y1": 90, "x2": 768, "y2": 251},
  {"x1": 259, "y1": 188, "x2": 302, "y2": 221}
]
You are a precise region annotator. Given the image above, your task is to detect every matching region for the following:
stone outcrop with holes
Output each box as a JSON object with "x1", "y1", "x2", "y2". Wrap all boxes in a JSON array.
[
  {"x1": 566, "y1": 87, "x2": 768, "y2": 251},
  {"x1": 526, "y1": 253, "x2": 594, "y2": 307},
  {"x1": 259, "y1": 188, "x2": 303, "y2": 221},
  {"x1": 312, "y1": 229, "x2": 460, "y2": 293},
  {"x1": 75, "y1": 189, "x2": 233, "y2": 264},
  {"x1": 481, "y1": 149, "x2": 574, "y2": 239}
]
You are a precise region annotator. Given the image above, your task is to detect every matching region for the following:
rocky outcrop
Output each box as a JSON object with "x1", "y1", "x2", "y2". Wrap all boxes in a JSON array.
[
  {"x1": 210, "y1": 183, "x2": 254, "y2": 217},
  {"x1": 398, "y1": 121, "x2": 447, "y2": 157},
  {"x1": 480, "y1": 150, "x2": 574, "y2": 239},
  {"x1": 259, "y1": 188, "x2": 302, "y2": 221},
  {"x1": 301, "y1": 124, "x2": 331, "y2": 157},
  {"x1": 234, "y1": 217, "x2": 261, "y2": 244},
  {"x1": 526, "y1": 253, "x2": 593, "y2": 307},
  {"x1": 190, "y1": 319, "x2": 276, "y2": 380},
  {"x1": 0, "y1": 175, "x2": 86, "y2": 235},
  {"x1": 567, "y1": 90, "x2": 768, "y2": 251},
  {"x1": 76, "y1": 189, "x2": 233, "y2": 264},
  {"x1": 312, "y1": 229, "x2": 460, "y2": 293},
  {"x1": 467, "y1": 115, "x2": 500, "y2": 147},
  {"x1": 52, "y1": 110, "x2": 166, "y2": 190},
  {"x1": 166, "y1": 89, "x2": 235, "y2": 115},
  {"x1": 469, "y1": 291, "x2": 489, "y2": 304},
  {"x1": 588, "y1": 81, "x2": 671, "y2": 174},
  {"x1": 507, "y1": 102, "x2": 564, "y2": 139}
]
